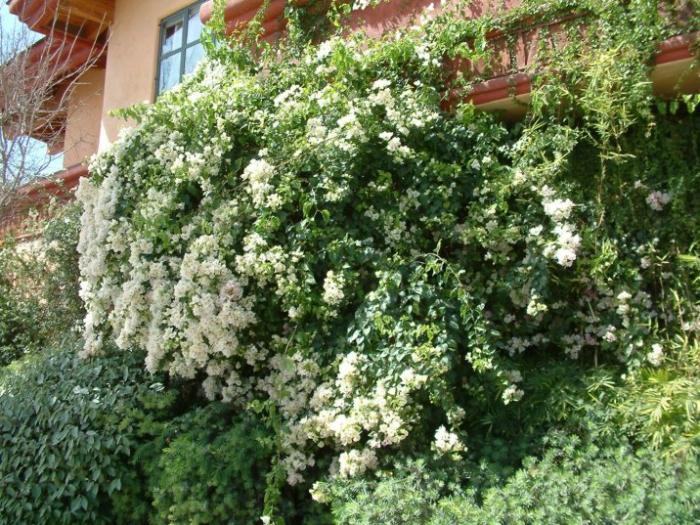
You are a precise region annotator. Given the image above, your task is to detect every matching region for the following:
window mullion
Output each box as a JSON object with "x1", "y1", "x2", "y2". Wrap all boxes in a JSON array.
[
  {"x1": 180, "y1": 11, "x2": 189, "y2": 83},
  {"x1": 162, "y1": 48, "x2": 184, "y2": 60}
]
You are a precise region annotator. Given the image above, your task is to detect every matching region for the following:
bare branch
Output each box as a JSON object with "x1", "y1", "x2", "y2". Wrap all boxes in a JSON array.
[{"x1": 0, "y1": 5, "x2": 109, "y2": 229}]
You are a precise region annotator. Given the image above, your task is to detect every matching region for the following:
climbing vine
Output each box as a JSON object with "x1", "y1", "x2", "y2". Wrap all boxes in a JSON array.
[{"x1": 77, "y1": 0, "x2": 699, "y2": 520}]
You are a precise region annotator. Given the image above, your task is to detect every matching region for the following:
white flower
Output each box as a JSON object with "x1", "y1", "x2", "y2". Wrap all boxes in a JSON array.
[
  {"x1": 528, "y1": 225, "x2": 544, "y2": 240},
  {"x1": 400, "y1": 368, "x2": 428, "y2": 388},
  {"x1": 386, "y1": 137, "x2": 403, "y2": 153},
  {"x1": 316, "y1": 40, "x2": 333, "y2": 61},
  {"x1": 188, "y1": 91, "x2": 204, "y2": 104},
  {"x1": 551, "y1": 224, "x2": 581, "y2": 268},
  {"x1": 603, "y1": 326, "x2": 617, "y2": 343},
  {"x1": 434, "y1": 425, "x2": 464, "y2": 454},
  {"x1": 352, "y1": 0, "x2": 372, "y2": 10},
  {"x1": 543, "y1": 198, "x2": 575, "y2": 222},
  {"x1": 539, "y1": 184, "x2": 556, "y2": 198},
  {"x1": 526, "y1": 295, "x2": 548, "y2": 316},
  {"x1": 241, "y1": 158, "x2": 275, "y2": 207},
  {"x1": 372, "y1": 79, "x2": 392, "y2": 91},
  {"x1": 338, "y1": 448, "x2": 378, "y2": 477},
  {"x1": 554, "y1": 247, "x2": 577, "y2": 267},
  {"x1": 336, "y1": 351, "x2": 362, "y2": 394},
  {"x1": 261, "y1": 516, "x2": 271, "y2": 525},
  {"x1": 502, "y1": 384, "x2": 524, "y2": 404},
  {"x1": 617, "y1": 291, "x2": 632, "y2": 302},
  {"x1": 505, "y1": 370, "x2": 523, "y2": 383},
  {"x1": 646, "y1": 191, "x2": 671, "y2": 211},
  {"x1": 310, "y1": 482, "x2": 330, "y2": 503},
  {"x1": 273, "y1": 84, "x2": 301, "y2": 107},
  {"x1": 513, "y1": 168, "x2": 526, "y2": 185},
  {"x1": 415, "y1": 43, "x2": 438, "y2": 66},
  {"x1": 323, "y1": 270, "x2": 345, "y2": 306},
  {"x1": 647, "y1": 343, "x2": 664, "y2": 366}
]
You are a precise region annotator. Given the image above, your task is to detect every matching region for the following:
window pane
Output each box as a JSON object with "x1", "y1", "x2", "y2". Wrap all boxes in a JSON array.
[
  {"x1": 185, "y1": 43, "x2": 205, "y2": 75},
  {"x1": 159, "y1": 53, "x2": 181, "y2": 93},
  {"x1": 187, "y1": 7, "x2": 204, "y2": 44},
  {"x1": 161, "y1": 19, "x2": 184, "y2": 54}
]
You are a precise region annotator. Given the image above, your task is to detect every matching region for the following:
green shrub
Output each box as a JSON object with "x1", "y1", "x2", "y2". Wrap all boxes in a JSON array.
[
  {"x1": 147, "y1": 407, "x2": 272, "y2": 525},
  {"x1": 327, "y1": 437, "x2": 700, "y2": 525},
  {"x1": 0, "y1": 292, "x2": 40, "y2": 366},
  {"x1": 0, "y1": 204, "x2": 83, "y2": 366},
  {"x1": 433, "y1": 441, "x2": 700, "y2": 525},
  {"x1": 75, "y1": 5, "x2": 700, "y2": 512},
  {"x1": 0, "y1": 343, "x2": 165, "y2": 524},
  {"x1": 328, "y1": 467, "x2": 442, "y2": 525}
]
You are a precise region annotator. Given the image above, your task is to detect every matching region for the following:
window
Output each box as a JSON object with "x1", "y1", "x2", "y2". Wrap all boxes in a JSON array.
[{"x1": 157, "y1": 1, "x2": 206, "y2": 95}]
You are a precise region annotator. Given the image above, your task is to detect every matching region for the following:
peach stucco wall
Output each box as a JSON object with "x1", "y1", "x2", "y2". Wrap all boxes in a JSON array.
[
  {"x1": 64, "y1": 68, "x2": 105, "y2": 168},
  {"x1": 99, "y1": 0, "x2": 197, "y2": 150}
]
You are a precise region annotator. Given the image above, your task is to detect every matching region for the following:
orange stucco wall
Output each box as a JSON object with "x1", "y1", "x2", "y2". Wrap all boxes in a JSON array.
[
  {"x1": 99, "y1": 0, "x2": 197, "y2": 150},
  {"x1": 64, "y1": 68, "x2": 105, "y2": 168}
]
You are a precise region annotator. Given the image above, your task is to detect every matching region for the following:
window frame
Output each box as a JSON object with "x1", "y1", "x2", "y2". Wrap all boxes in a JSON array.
[{"x1": 155, "y1": 0, "x2": 206, "y2": 97}]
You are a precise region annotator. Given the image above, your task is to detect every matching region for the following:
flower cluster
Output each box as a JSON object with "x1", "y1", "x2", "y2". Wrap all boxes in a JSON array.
[{"x1": 646, "y1": 191, "x2": 671, "y2": 211}]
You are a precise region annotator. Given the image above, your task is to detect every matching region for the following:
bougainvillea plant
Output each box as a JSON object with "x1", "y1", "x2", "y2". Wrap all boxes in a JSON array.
[{"x1": 76, "y1": 0, "x2": 699, "y2": 520}]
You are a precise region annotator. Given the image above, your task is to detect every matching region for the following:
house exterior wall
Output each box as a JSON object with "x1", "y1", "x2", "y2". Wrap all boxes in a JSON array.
[
  {"x1": 63, "y1": 68, "x2": 106, "y2": 168},
  {"x1": 99, "y1": 0, "x2": 197, "y2": 150}
]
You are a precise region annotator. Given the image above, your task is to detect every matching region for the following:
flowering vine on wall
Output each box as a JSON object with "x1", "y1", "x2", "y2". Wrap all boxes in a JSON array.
[{"x1": 75, "y1": 0, "x2": 699, "y2": 519}]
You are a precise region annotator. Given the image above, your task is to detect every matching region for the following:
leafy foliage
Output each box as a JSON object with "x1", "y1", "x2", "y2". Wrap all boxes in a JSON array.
[
  {"x1": 0, "y1": 291, "x2": 40, "y2": 366},
  {"x1": 0, "y1": 203, "x2": 83, "y2": 366},
  {"x1": 433, "y1": 439, "x2": 700, "y2": 525},
  {"x1": 328, "y1": 436, "x2": 700, "y2": 525},
  {"x1": 0, "y1": 343, "x2": 159, "y2": 524},
  {"x1": 147, "y1": 408, "x2": 272, "y2": 525}
]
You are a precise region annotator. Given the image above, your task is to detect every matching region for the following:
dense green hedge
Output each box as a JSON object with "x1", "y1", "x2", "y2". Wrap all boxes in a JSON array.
[
  {"x1": 0, "y1": 344, "x2": 155, "y2": 524},
  {"x1": 329, "y1": 437, "x2": 700, "y2": 525},
  {"x1": 0, "y1": 345, "x2": 331, "y2": 525}
]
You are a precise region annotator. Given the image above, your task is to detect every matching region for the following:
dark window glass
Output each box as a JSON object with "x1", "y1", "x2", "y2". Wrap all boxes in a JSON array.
[{"x1": 156, "y1": 1, "x2": 206, "y2": 96}]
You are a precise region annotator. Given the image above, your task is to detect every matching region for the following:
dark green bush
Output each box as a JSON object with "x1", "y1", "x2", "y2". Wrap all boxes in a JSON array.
[
  {"x1": 146, "y1": 407, "x2": 272, "y2": 525},
  {"x1": 129, "y1": 403, "x2": 332, "y2": 525},
  {"x1": 0, "y1": 293, "x2": 40, "y2": 366},
  {"x1": 327, "y1": 436, "x2": 700, "y2": 525},
  {"x1": 0, "y1": 343, "x2": 163, "y2": 524}
]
